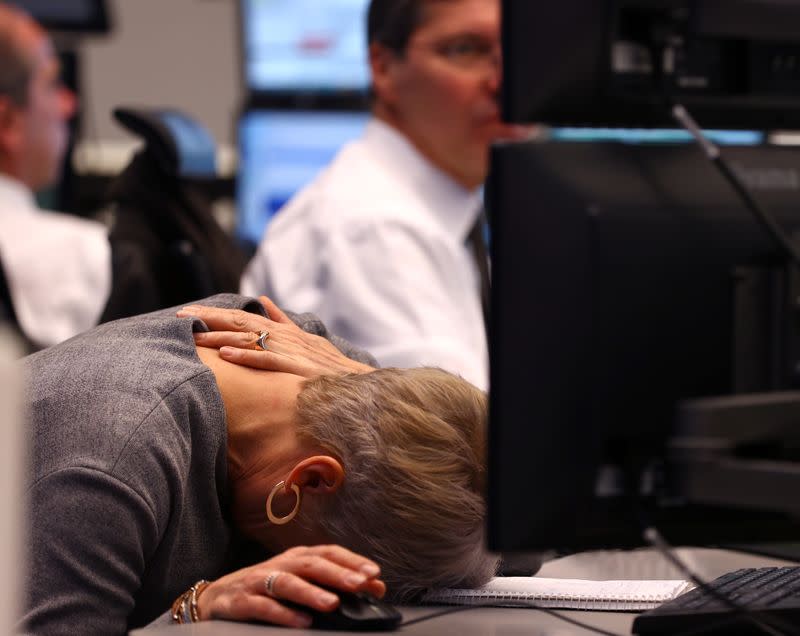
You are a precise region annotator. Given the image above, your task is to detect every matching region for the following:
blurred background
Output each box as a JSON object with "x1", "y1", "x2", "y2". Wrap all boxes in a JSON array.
[{"x1": 29, "y1": 0, "x2": 373, "y2": 254}]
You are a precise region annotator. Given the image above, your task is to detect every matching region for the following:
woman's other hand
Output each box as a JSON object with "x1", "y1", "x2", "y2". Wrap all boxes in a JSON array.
[
  {"x1": 178, "y1": 296, "x2": 374, "y2": 378},
  {"x1": 195, "y1": 545, "x2": 385, "y2": 627}
]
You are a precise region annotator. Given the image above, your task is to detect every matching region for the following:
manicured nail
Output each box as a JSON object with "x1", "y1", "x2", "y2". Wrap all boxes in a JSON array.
[
  {"x1": 319, "y1": 591, "x2": 338, "y2": 607},
  {"x1": 346, "y1": 573, "x2": 366, "y2": 586},
  {"x1": 361, "y1": 563, "x2": 380, "y2": 577}
]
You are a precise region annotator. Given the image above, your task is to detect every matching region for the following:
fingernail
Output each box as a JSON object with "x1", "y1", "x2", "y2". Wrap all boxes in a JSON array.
[
  {"x1": 294, "y1": 614, "x2": 312, "y2": 628},
  {"x1": 319, "y1": 591, "x2": 338, "y2": 607},
  {"x1": 361, "y1": 563, "x2": 380, "y2": 577},
  {"x1": 345, "y1": 573, "x2": 366, "y2": 586}
]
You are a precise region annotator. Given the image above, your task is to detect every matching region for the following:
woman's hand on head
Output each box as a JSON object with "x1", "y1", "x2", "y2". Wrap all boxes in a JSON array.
[
  {"x1": 177, "y1": 296, "x2": 374, "y2": 378},
  {"x1": 195, "y1": 545, "x2": 385, "y2": 628}
]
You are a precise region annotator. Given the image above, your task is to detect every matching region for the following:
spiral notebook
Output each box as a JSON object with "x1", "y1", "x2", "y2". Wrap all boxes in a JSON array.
[{"x1": 422, "y1": 577, "x2": 694, "y2": 611}]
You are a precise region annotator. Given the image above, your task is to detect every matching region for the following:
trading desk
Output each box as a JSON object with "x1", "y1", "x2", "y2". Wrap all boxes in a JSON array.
[
  {"x1": 132, "y1": 548, "x2": 799, "y2": 635},
  {"x1": 135, "y1": 605, "x2": 632, "y2": 635}
]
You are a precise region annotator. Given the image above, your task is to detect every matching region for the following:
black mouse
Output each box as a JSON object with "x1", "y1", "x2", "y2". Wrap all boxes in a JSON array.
[{"x1": 286, "y1": 590, "x2": 402, "y2": 631}]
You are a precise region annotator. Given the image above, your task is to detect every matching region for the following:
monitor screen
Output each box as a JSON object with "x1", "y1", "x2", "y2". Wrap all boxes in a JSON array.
[
  {"x1": 240, "y1": 0, "x2": 370, "y2": 94},
  {"x1": 236, "y1": 109, "x2": 369, "y2": 246},
  {"x1": 487, "y1": 138, "x2": 800, "y2": 553},
  {"x1": 7, "y1": 0, "x2": 110, "y2": 33}
]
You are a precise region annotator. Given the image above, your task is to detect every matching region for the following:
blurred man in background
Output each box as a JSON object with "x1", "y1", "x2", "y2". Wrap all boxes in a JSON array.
[
  {"x1": 242, "y1": 0, "x2": 525, "y2": 390},
  {"x1": 0, "y1": 4, "x2": 110, "y2": 348}
]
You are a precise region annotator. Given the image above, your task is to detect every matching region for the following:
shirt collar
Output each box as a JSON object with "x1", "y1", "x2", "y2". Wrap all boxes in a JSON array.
[
  {"x1": 0, "y1": 173, "x2": 37, "y2": 214},
  {"x1": 364, "y1": 118, "x2": 484, "y2": 240}
]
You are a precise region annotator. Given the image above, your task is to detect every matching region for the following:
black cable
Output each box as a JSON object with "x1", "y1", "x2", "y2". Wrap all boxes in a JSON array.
[
  {"x1": 664, "y1": 103, "x2": 800, "y2": 636},
  {"x1": 643, "y1": 527, "x2": 800, "y2": 636},
  {"x1": 400, "y1": 601, "x2": 625, "y2": 636},
  {"x1": 671, "y1": 104, "x2": 800, "y2": 268}
]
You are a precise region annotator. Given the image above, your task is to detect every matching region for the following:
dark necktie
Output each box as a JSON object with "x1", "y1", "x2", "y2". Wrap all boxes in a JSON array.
[{"x1": 466, "y1": 206, "x2": 491, "y2": 341}]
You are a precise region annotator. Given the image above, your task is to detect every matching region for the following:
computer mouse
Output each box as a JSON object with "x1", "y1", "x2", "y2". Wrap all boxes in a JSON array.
[{"x1": 288, "y1": 590, "x2": 402, "y2": 631}]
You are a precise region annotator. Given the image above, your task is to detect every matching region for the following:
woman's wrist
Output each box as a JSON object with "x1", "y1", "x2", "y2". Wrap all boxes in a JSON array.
[{"x1": 171, "y1": 579, "x2": 212, "y2": 623}]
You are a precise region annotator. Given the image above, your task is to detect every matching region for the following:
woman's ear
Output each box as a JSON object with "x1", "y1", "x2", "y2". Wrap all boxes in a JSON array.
[{"x1": 286, "y1": 455, "x2": 344, "y2": 495}]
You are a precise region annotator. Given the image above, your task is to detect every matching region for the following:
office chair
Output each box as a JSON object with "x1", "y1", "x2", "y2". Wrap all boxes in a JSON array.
[{"x1": 100, "y1": 107, "x2": 247, "y2": 322}]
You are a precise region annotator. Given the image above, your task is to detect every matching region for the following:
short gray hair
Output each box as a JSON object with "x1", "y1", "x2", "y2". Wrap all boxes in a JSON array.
[{"x1": 296, "y1": 367, "x2": 499, "y2": 601}]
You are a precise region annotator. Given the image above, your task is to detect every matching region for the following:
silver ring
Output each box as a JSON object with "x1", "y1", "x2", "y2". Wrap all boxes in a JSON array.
[
  {"x1": 256, "y1": 330, "x2": 270, "y2": 351},
  {"x1": 264, "y1": 571, "x2": 283, "y2": 598}
]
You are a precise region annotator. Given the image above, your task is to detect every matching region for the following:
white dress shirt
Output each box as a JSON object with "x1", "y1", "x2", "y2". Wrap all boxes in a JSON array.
[
  {"x1": 0, "y1": 174, "x2": 111, "y2": 348},
  {"x1": 241, "y1": 118, "x2": 488, "y2": 389}
]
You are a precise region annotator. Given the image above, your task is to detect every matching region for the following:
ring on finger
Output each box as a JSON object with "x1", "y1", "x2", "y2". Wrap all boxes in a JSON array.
[
  {"x1": 264, "y1": 571, "x2": 283, "y2": 599},
  {"x1": 256, "y1": 330, "x2": 270, "y2": 351}
]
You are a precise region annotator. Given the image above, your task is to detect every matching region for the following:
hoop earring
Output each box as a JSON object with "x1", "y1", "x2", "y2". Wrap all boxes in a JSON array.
[{"x1": 266, "y1": 480, "x2": 301, "y2": 525}]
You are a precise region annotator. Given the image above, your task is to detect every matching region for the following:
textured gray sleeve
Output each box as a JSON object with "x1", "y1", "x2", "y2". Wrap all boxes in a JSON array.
[
  {"x1": 22, "y1": 468, "x2": 160, "y2": 636},
  {"x1": 144, "y1": 610, "x2": 174, "y2": 628}
]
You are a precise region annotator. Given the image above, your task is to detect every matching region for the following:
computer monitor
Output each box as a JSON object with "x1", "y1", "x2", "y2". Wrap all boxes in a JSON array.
[
  {"x1": 236, "y1": 109, "x2": 368, "y2": 246},
  {"x1": 501, "y1": 0, "x2": 800, "y2": 129},
  {"x1": 239, "y1": 0, "x2": 370, "y2": 103},
  {"x1": 486, "y1": 137, "x2": 800, "y2": 553},
  {"x1": 6, "y1": 0, "x2": 110, "y2": 33}
]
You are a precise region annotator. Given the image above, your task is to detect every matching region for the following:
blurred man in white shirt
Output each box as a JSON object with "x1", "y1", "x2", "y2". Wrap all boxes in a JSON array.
[
  {"x1": 242, "y1": 0, "x2": 524, "y2": 389},
  {"x1": 0, "y1": 5, "x2": 110, "y2": 348}
]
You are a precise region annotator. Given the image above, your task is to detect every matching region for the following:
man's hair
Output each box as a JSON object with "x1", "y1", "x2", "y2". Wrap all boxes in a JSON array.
[
  {"x1": 295, "y1": 367, "x2": 499, "y2": 601},
  {"x1": 0, "y1": 7, "x2": 32, "y2": 105},
  {"x1": 367, "y1": 0, "x2": 454, "y2": 54}
]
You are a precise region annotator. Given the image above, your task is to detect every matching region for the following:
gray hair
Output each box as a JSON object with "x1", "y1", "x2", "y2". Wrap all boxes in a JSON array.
[{"x1": 295, "y1": 367, "x2": 499, "y2": 601}]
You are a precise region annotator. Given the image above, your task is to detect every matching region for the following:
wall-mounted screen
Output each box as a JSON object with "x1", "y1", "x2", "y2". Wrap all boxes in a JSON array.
[
  {"x1": 236, "y1": 109, "x2": 369, "y2": 245},
  {"x1": 240, "y1": 0, "x2": 370, "y2": 94}
]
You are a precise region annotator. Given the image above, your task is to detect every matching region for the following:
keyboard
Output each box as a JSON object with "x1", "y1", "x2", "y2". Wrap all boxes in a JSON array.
[{"x1": 632, "y1": 566, "x2": 800, "y2": 635}]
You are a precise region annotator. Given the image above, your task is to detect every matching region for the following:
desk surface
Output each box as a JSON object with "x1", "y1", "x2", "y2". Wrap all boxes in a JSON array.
[
  {"x1": 132, "y1": 548, "x2": 799, "y2": 636},
  {"x1": 135, "y1": 605, "x2": 633, "y2": 635}
]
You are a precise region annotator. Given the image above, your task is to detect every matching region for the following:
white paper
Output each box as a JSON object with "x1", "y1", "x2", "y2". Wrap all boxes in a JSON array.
[{"x1": 422, "y1": 577, "x2": 694, "y2": 611}]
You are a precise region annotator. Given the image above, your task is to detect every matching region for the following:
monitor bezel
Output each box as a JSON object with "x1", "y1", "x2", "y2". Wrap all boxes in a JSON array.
[
  {"x1": 237, "y1": 0, "x2": 371, "y2": 106},
  {"x1": 10, "y1": 0, "x2": 111, "y2": 34}
]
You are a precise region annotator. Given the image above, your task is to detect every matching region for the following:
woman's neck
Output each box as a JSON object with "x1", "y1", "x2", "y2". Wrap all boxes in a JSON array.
[
  {"x1": 195, "y1": 347, "x2": 305, "y2": 480},
  {"x1": 196, "y1": 347, "x2": 333, "y2": 551}
]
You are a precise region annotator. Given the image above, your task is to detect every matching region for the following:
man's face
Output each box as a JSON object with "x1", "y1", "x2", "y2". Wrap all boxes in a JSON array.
[
  {"x1": 5, "y1": 19, "x2": 76, "y2": 191},
  {"x1": 371, "y1": 0, "x2": 512, "y2": 189}
]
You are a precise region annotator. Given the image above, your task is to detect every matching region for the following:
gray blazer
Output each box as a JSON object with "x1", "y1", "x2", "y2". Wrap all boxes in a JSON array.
[{"x1": 19, "y1": 294, "x2": 375, "y2": 635}]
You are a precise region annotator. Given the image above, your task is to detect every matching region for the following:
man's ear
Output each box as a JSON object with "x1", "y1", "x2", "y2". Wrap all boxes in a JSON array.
[
  {"x1": 0, "y1": 97, "x2": 23, "y2": 154},
  {"x1": 369, "y1": 41, "x2": 400, "y2": 106},
  {"x1": 286, "y1": 455, "x2": 344, "y2": 495}
]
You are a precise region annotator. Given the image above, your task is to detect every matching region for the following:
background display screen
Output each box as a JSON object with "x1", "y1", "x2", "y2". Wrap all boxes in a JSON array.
[{"x1": 241, "y1": 0, "x2": 370, "y2": 93}]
